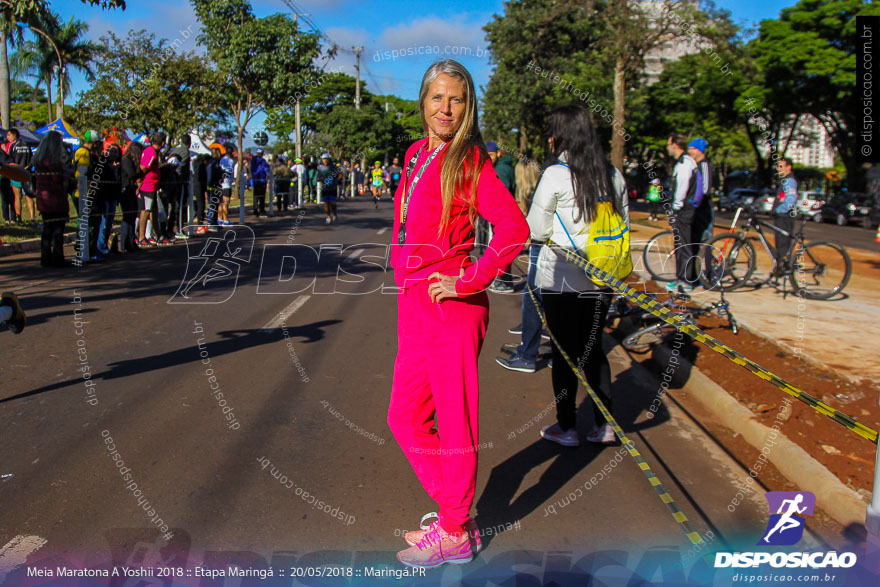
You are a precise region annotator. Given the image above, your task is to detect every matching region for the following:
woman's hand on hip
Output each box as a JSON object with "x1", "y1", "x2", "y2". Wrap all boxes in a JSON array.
[{"x1": 427, "y1": 269, "x2": 464, "y2": 303}]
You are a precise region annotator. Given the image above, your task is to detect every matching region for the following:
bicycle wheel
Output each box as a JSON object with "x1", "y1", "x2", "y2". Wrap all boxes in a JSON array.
[
  {"x1": 622, "y1": 321, "x2": 674, "y2": 353},
  {"x1": 697, "y1": 233, "x2": 755, "y2": 291},
  {"x1": 643, "y1": 230, "x2": 677, "y2": 282},
  {"x1": 789, "y1": 241, "x2": 851, "y2": 300},
  {"x1": 744, "y1": 236, "x2": 777, "y2": 286}
]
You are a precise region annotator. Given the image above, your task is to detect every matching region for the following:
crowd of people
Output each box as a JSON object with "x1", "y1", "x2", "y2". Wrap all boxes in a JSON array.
[{"x1": 1, "y1": 127, "x2": 417, "y2": 267}]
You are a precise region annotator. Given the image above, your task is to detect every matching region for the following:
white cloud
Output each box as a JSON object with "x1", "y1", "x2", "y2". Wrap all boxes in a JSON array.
[{"x1": 376, "y1": 17, "x2": 487, "y2": 55}]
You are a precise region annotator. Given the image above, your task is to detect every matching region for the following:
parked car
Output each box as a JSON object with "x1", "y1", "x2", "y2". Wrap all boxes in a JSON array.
[
  {"x1": 860, "y1": 194, "x2": 880, "y2": 229},
  {"x1": 757, "y1": 188, "x2": 775, "y2": 214},
  {"x1": 796, "y1": 191, "x2": 826, "y2": 221},
  {"x1": 814, "y1": 192, "x2": 875, "y2": 226},
  {"x1": 718, "y1": 188, "x2": 759, "y2": 212}
]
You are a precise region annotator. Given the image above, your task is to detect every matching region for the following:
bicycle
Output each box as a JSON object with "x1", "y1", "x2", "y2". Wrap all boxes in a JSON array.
[
  {"x1": 621, "y1": 292, "x2": 739, "y2": 353},
  {"x1": 643, "y1": 229, "x2": 678, "y2": 283},
  {"x1": 698, "y1": 206, "x2": 851, "y2": 299}
]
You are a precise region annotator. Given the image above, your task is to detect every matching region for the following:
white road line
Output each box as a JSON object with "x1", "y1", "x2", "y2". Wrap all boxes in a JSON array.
[
  {"x1": 261, "y1": 295, "x2": 311, "y2": 331},
  {"x1": 344, "y1": 248, "x2": 365, "y2": 263},
  {"x1": 377, "y1": 227, "x2": 388, "y2": 235},
  {"x1": 0, "y1": 535, "x2": 48, "y2": 577}
]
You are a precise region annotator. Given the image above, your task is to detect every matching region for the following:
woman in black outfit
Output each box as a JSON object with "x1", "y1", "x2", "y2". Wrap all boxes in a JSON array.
[
  {"x1": 191, "y1": 153, "x2": 209, "y2": 225},
  {"x1": 119, "y1": 142, "x2": 144, "y2": 252}
]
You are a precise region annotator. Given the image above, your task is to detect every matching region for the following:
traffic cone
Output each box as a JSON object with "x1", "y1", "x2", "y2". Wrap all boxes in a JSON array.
[{"x1": 876, "y1": 224, "x2": 880, "y2": 243}]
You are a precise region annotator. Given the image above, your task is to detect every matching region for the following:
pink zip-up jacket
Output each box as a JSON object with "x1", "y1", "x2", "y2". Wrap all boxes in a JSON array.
[{"x1": 390, "y1": 138, "x2": 529, "y2": 296}]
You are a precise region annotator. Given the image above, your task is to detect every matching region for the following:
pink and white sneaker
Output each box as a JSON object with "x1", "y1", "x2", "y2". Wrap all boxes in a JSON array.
[
  {"x1": 396, "y1": 521, "x2": 473, "y2": 569},
  {"x1": 404, "y1": 512, "x2": 481, "y2": 553}
]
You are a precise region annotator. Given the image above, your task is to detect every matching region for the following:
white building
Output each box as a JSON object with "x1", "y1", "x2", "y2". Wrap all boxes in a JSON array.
[
  {"x1": 640, "y1": 0, "x2": 708, "y2": 85},
  {"x1": 785, "y1": 116, "x2": 836, "y2": 169}
]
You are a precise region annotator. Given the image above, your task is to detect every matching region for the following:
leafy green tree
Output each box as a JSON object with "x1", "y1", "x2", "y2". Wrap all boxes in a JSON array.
[
  {"x1": 483, "y1": 0, "x2": 595, "y2": 158},
  {"x1": 72, "y1": 29, "x2": 220, "y2": 138},
  {"x1": 748, "y1": 0, "x2": 880, "y2": 190},
  {"x1": 316, "y1": 102, "x2": 390, "y2": 162},
  {"x1": 191, "y1": 0, "x2": 321, "y2": 197},
  {"x1": 265, "y1": 71, "x2": 363, "y2": 148}
]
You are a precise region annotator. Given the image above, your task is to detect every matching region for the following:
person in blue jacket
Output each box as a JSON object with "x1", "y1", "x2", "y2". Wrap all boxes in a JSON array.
[{"x1": 250, "y1": 148, "x2": 271, "y2": 217}]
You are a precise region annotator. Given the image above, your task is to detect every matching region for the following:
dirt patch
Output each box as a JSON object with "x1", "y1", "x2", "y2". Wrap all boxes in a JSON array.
[{"x1": 611, "y1": 297, "x2": 878, "y2": 498}]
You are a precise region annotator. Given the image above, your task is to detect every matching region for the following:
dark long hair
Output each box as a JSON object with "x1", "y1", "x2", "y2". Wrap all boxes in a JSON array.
[
  {"x1": 124, "y1": 141, "x2": 144, "y2": 166},
  {"x1": 544, "y1": 104, "x2": 619, "y2": 224}
]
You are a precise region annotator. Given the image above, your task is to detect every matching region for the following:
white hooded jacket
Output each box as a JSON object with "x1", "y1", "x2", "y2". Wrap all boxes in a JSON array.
[{"x1": 526, "y1": 152, "x2": 629, "y2": 292}]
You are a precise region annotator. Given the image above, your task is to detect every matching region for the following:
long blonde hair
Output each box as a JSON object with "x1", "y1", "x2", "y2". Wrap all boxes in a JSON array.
[
  {"x1": 515, "y1": 160, "x2": 540, "y2": 215},
  {"x1": 418, "y1": 60, "x2": 488, "y2": 235}
]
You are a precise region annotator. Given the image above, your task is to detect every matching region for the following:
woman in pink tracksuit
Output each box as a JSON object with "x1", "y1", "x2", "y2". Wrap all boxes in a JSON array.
[{"x1": 387, "y1": 60, "x2": 529, "y2": 569}]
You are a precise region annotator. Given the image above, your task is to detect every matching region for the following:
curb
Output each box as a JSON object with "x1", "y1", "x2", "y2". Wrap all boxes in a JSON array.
[
  {"x1": 0, "y1": 233, "x2": 77, "y2": 258},
  {"x1": 644, "y1": 342, "x2": 869, "y2": 528}
]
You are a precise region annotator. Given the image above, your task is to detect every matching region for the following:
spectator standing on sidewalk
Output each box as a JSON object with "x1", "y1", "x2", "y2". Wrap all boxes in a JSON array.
[
  {"x1": 647, "y1": 178, "x2": 662, "y2": 221},
  {"x1": 138, "y1": 132, "x2": 164, "y2": 246},
  {"x1": 8, "y1": 129, "x2": 34, "y2": 223},
  {"x1": 486, "y1": 141, "x2": 517, "y2": 294},
  {"x1": 273, "y1": 155, "x2": 292, "y2": 211},
  {"x1": 192, "y1": 153, "x2": 209, "y2": 229},
  {"x1": 33, "y1": 131, "x2": 70, "y2": 267},
  {"x1": 251, "y1": 148, "x2": 270, "y2": 216},
  {"x1": 169, "y1": 135, "x2": 193, "y2": 238},
  {"x1": 773, "y1": 157, "x2": 799, "y2": 267},
  {"x1": 119, "y1": 142, "x2": 143, "y2": 251},
  {"x1": 688, "y1": 138, "x2": 714, "y2": 248},
  {"x1": 527, "y1": 103, "x2": 628, "y2": 447},
  {"x1": 388, "y1": 59, "x2": 529, "y2": 570},
  {"x1": 497, "y1": 157, "x2": 547, "y2": 373},
  {"x1": 665, "y1": 132, "x2": 699, "y2": 292}
]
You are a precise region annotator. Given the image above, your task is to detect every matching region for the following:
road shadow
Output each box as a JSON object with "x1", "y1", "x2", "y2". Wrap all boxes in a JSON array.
[
  {"x1": 474, "y1": 336, "x2": 673, "y2": 549},
  {"x1": 0, "y1": 321, "x2": 340, "y2": 405}
]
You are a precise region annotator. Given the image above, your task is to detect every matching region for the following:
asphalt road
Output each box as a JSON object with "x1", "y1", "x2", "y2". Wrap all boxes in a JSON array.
[{"x1": 0, "y1": 199, "x2": 830, "y2": 581}]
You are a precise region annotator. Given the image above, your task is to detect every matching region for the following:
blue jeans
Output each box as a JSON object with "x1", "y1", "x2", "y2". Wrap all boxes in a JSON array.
[
  {"x1": 518, "y1": 244, "x2": 543, "y2": 362},
  {"x1": 97, "y1": 200, "x2": 117, "y2": 253}
]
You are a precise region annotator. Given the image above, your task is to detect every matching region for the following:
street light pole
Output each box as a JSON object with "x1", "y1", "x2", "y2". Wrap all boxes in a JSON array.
[{"x1": 15, "y1": 20, "x2": 64, "y2": 119}]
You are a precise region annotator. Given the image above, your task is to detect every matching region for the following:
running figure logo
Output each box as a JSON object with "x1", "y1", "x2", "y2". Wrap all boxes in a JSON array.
[
  {"x1": 169, "y1": 227, "x2": 254, "y2": 304},
  {"x1": 758, "y1": 491, "x2": 815, "y2": 546}
]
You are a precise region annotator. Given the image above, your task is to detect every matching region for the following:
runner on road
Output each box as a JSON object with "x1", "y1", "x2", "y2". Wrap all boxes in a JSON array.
[
  {"x1": 318, "y1": 153, "x2": 338, "y2": 224},
  {"x1": 370, "y1": 160, "x2": 384, "y2": 208},
  {"x1": 387, "y1": 157, "x2": 402, "y2": 197}
]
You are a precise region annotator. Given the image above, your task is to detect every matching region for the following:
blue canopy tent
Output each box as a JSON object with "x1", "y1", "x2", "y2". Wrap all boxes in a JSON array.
[{"x1": 36, "y1": 119, "x2": 80, "y2": 145}]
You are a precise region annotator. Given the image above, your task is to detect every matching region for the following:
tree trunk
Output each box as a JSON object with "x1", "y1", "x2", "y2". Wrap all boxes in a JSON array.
[
  {"x1": 56, "y1": 72, "x2": 64, "y2": 120},
  {"x1": 0, "y1": 30, "x2": 10, "y2": 129},
  {"x1": 610, "y1": 55, "x2": 626, "y2": 172}
]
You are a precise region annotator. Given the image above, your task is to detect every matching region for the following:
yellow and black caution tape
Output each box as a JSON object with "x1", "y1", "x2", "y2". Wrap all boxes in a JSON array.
[
  {"x1": 524, "y1": 283, "x2": 705, "y2": 546},
  {"x1": 545, "y1": 240, "x2": 879, "y2": 445}
]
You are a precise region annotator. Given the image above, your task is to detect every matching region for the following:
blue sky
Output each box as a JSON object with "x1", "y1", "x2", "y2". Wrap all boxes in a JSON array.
[{"x1": 48, "y1": 0, "x2": 797, "y2": 140}]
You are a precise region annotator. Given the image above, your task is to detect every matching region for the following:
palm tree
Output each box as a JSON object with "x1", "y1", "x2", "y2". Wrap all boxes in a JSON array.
[
  {"x1": 0, "y1": 1, "x2": 28, "y2": 128},
  {"x1": 46, "y1": 15, "x2": 95, "y2": 121},
  {"x1": 9, "y1": 38, "x2": 51, "y2": 119}
]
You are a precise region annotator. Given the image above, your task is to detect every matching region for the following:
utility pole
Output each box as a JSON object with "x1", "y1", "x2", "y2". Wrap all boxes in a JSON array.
[
  {"x1": 354, "y1": 46, "x2": 363, "y2": 109},
  {"x1": 294, "y1": 11, "x2": 304, "y2": 159}
]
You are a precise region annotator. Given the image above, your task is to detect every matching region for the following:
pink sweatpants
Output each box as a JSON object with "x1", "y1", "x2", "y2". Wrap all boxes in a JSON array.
[{"x1": 387, "y1": 278, "x2": 489, "y2": 534}]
